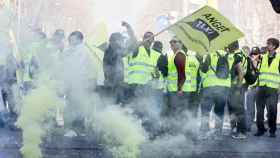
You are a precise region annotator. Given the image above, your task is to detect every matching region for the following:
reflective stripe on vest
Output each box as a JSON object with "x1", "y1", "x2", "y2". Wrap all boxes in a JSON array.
[
  {"x1": 202, "y1": 50, "x2": 234, "y2": 88},
  {"x1": 259, "y1": 53, "x2": 280, "y2": 89},
  {"x1": 167, "y1": 51, "x2": 199, "y2": 92},
  {"x1": 127, "y1": 46, "x2": 160, "y2": 85},
  {"x1": 184, "y1": 52, "x2": 199, "y2": 92}
]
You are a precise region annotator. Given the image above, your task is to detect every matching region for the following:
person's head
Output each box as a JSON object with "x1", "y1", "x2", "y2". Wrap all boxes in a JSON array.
[
  {"x1": 169, "y1": 37, "x2": 182, "y2": 53},
  {"x1": 242, "y1": 46, "x2": 250, "y2": 55},
  {"x1": 38, "y1": 32, "x2": 47, "y2": 40},
  {"x1": 68, "y1": 31, "x2": 84, "y2": 46},
  {"x1": 227, "y1": 41, "x2": 239, "y2": 53},
  {"x1": 52, "y1": 29, "x2": 65, "y2": 42},
  {"x1": 33, "y1": 28, "x2": 46, "y2": 41},
  {"x1": 260, "y1": 46, "x2": 268, "y2": 54},
  {"x1": 152, "y1": 41, "x2": 163, "y2": 53},
  {"x1": 143, "y1": 31, "x2": 154, "y2": 48},
  {"x1": 109, "y1": 32, "x2": 125, "y2": 49},
  {"x1": 250, "y1": 46, "x2": 260, "y2": 56},
  {"x1": 250, "y1": 46, "x2": 261, "y2": 61},
  {"x1": 266, "y1": 38, "x2": 279, "y2": 52}
]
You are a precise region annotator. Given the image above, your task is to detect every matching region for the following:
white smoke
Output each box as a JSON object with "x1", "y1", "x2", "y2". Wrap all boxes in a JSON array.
[
  {"x1": 92, "y1": 0, "x2": 150, "y2": 34},
  {"x1": 2, "y1": 1, "x2": 275, "y2": 158}
]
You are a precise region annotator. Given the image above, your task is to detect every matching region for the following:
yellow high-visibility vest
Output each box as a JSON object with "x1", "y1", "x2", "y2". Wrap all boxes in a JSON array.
[
  {"x1": 127, "y1": 46, "x2": 160, "y2": 85},
  {"x1": 202, "y1": 50, "x2": 234, "y2": 88},
  {"x1": 185, "y1": 51, "x2": 200, "y2": 92},
  {"x1": 167, "y1": 51, "x2": 200, "y2": 92},
  {"x1": 259, "y1": 53, "x2": 280, "y2": 89}
]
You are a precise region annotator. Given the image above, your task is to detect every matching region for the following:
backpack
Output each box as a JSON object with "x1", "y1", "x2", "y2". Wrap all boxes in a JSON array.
[{"x1": 211, "y1": 51, "x2": 230, "y2": 79}]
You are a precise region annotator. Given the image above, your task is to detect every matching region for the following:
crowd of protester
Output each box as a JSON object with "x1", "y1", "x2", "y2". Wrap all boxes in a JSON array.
[{"x1": 0, "y1": 21, "x2": 279, "y2": 142}]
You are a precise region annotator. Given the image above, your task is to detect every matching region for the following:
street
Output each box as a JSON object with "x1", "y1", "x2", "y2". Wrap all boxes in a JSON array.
[{"x1": 0, "y1": 127, "x2": 279, "y2": 158}]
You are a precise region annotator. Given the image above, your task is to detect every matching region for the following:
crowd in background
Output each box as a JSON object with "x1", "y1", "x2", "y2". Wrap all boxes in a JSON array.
[
  {"x1": 0, "y1": 20, "x2": 279, "y2": 142},
  {"x1": 103, "y1": 22, "x2": 280, "y2": 140}
]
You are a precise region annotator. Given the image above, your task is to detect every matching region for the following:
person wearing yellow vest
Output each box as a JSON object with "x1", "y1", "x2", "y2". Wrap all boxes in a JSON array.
[
  {"x1": 127, "y1": 31, "x2": 160, "y2": 93},
  {"x1": 255, "y1": 38, "x2": 280, "y2": 138},
  {"x1": 126, "y1": 32, "x2": 163, "y2": 138},
  {"x1": 166, "y1": 38, "x2": 200, "y2": 119},
  {"x1": 182, "y1": 49, "x2": 200, "y2": 118},
  {"x1": 200, "y1": 47, "x2": 235, "y2": 139},
  {"x1": 227, "y1": 41, "x2": 249, "y2": 139},
  {"x1": 166, "y1": 38, "x2": 185, "y2": 116}
]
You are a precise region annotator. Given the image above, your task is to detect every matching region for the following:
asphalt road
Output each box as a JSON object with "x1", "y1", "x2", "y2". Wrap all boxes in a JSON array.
[{"x1": 0, "y1": 127, "x2": 280, "y2": 158}]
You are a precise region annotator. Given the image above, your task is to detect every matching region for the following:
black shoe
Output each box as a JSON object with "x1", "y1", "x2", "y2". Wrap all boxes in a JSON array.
[
  {"x1": 254, "y1": 131, "x2": 266, "y2": 137},
  {"x1": 269, "y1": 133, "x2": 276, "y2": 138}
]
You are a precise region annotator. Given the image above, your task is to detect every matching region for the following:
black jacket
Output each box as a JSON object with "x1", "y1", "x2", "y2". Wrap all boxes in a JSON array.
[
  {"x1": 103, "y1": 45, "x2": 124, "y2": 87},
  {"x1": 157, "y1": 54, "x2": 168, "y2": 77}
]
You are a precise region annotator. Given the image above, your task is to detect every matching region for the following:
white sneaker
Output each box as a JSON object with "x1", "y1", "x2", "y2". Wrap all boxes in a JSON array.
[
  {"x1": 232, "y1": 133, "x2": 247, "y2": 140},
  {"x1": 64, "y1": 130, "x2": 78, "y2": 137}
]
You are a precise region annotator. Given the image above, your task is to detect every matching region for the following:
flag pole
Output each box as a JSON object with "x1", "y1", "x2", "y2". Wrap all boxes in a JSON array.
[
  {"x1": 145, "y1": 5, "x2": 208, "y2": 41},
  {"x1": 17, "y1": 0, "x2": 21, "y2": 43}
]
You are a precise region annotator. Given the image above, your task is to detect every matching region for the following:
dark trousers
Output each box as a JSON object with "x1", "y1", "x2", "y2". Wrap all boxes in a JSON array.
[
  {"x1": 127, "y1": 84, "x2": 163, "y2": 137},
  {"x1": 116, "y1": 83, "x2": 133, "y2": 105},
  {"x1": 256, "y1": 86, "x2": 278, "y2": 134},
  {"x1": 185, "y1": 92, "x2": 199, "y2": 118},
  {"x1": 165, "y1": 91, "x2": 199, "y2": 136},
  {"x1": 200, "y1": 87, "x2": 230, "y2": 132},
  {"x1": 228, "y1": 85, "x2": 247, "y2": 134},
  {"x1": 166, "y1": 92, "x2": 198, "y2": 117}
]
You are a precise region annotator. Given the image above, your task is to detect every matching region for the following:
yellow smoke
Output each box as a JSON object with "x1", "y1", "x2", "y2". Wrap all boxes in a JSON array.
[
  {"x1": 90, "y1": 106, "x2": 146, "y2": 158},
  {"x1": 16, "y1": 75, "x2": 64, "y2": 158}
]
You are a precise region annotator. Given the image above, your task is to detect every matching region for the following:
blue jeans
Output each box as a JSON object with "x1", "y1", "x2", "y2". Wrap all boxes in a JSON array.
[
  {"x1": 228, "y1": 85, "x2": 247, "y2": 134},
  {"x1": 245, "y1": 87, "x2": 257, "y2": 130},
  {"x1": 200, "y1": 87, "x2": 230, "y2": 132}
]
